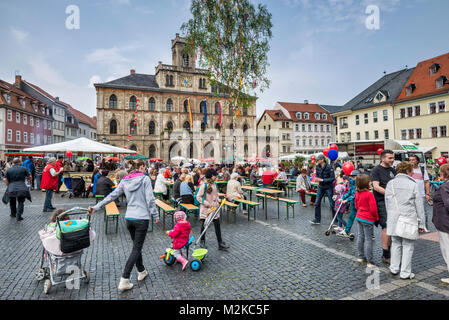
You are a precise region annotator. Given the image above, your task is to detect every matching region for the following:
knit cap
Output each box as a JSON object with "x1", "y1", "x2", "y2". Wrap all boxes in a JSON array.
[{"x1": 174, "y1": 211, "x2": 186, "y2": 222}]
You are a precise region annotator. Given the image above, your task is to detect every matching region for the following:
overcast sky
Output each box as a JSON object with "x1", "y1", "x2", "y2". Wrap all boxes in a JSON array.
[{"x1": 1, "y1": 0, "x2": 448, "y2": 117}]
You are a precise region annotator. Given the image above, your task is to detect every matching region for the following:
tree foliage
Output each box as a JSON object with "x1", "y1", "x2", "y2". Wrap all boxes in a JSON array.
[{"x1": 181, "y1": 0, "x2": 273, "y2": 116}]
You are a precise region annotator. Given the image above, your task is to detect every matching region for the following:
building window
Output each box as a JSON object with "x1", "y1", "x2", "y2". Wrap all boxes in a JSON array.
[
  {"x1": 16, "y1": 130, "x2": 21, "y2": 142},
  {"x1": 24, "y1": 132, "x2": 28, "y2": 143},
  {"x1": 315, "y1": 113, "x2": 320, "y2": 120},
  {"x1": 148, "y1": 97, "x2": 155, "y2": 111},
  {"x1": 304, "y1": 113, "x2": 309, "y2": 120},
  {"x1": 36, "y1": 134, "x2": 40, "y2": 145},
  {"x1": 242, "y1": 107, "x2": 248, "y2": 116},
  {"x1": 415, "y1": 105, "x2": 420, "y2": 116},
  {"x1": 130, "y1": 121, "x2": 137, "y2": 135},
  {"x1": 323, "y1": 114, "x2": 327, "y2": 120},
  {"x1": 183, "y1": 100, "x2": 189, "y2": 113},
  {"x1": 373, "y1": 111, "x2": 378, "y2": 123},
  {"x1": 23, "y1": 114, "x2": 27, "y2": 125},
  {"x1": 326, "y1": 125, "x2": 330, "y2": 132},
  {"x1": 200, "y1": 101, "x2": 206, "y2": 114},
  {"x1": 321, "y1": 139, "x2": 324, "y2": 146},
  {"x1": 44, "y1": 119, "x2": 47, "y2": 130},
  {"x1": 355, "y1": 115, "x2": 360, "y2": 125},
  {"x1": 431, "y1": 127, "x2": 438, "y2": 138},
  {"x1": 365, "y1": 131, "x2": 369, "y2": 140},
  {"x1": 166, "y1": 99, "x2": 173, "y2": 112},
  {"x1": 320, "y1": 125, "x2": 323, "y2": 132},
  {"x1": 408, "y1": 129, "x2": 414, "y2": 139},
  {"x1": 30, "y1": 133, "x2": 34, "y2": 144},
  {"x1": 36, "y1": 119, "x2": 40, "y2": 128},
  {"x1": 430, "y1": 64, "x2": 440, "y2": 75},
  {"x1": 429, "y1": 103, "x2": 437, "y2": 114},
  {"x1": 109, "y1": 120, "x2": 117, "y2": 134},
  {"x1": 441, "y1": 126, "x2": 447, "y2": 137},
  {"x1": 374, "y1": 130, "x2": 379, "y2": 139},
  {"x1": 182, "y1": 53, "x2": 189, "y2": 67},
  {"x1": 183, "y1": 121, "x2": 191, "y2": 131},
  {"x1": 303, "y1": 139, "x2": 306, "y2": 146},
  {"x1": 364, "y1": 113, "x2": 368, "y2": 124},
  {"x1": 129, "y1": 96, "x2": 137, "y2": 110},
  {"x1": 407, "y1": 107, "x2": 413, "y2": 118},
  {"x1": 438, "y1": 101, "x2": 446, "y2": 113},
  {"x1": 383, "y1": 110, "x2": 388, "y2": 121},
  {"x1": 302, "y1": 124, "x2": 306, "y2": 131},
  {"x1": 109, "y1": 95, "x2": 117, "y2": 109},
  {"x1": 7, "y1": 129, "x2": 12, "y2": 141},
  {"x1": 296, "y1": 112, "x2": 302, "y2": 120},
  {"x1": 401, "y1": 130, "x2": 407, "y2": 140},
  {"x1": 16, "y1": 112, "x2": 20, "y2": 123},
  {"x1": 166, "y1": 121, "x2": 173, "y2": 133},
  {"x1": 416, "y1": 128, "x2": 422, "y2": 139},
  {"x1": 315, "y1": 139, "x2": 319, "y2": 146},
  {"x1": 309, "y1": 139, "x2": 312, "y2": 146},
  {"x1": 314, "y1": 125, "x2": 318, "y2": 132},
  {"x1": 340, "y1": 117, "x2": 348, "y2": 129},
  {"x1": 215, "y1": 102, "x2": 220, "y2": 114},
  {"x1": 7, "y1": 110, "x2": 12, "y2": 121},
  {"x1": 243, "y1": 124, "x2": 248, "y2": 136},
  {"x1": 149, "y1": 145, "x2": 156, "y2": 158},
  {"x1": 149, "y1": 121, "x2": 155, "y2": 135},
  {"x1": 295, "y1": 124, "x2": 299, "y2": 131},
  {"x1": 406, "y1": 84, "x2": 416, "y2": 96},
  {"x1": 356, "y1": 132, "x2": 360, "y2": 141}
]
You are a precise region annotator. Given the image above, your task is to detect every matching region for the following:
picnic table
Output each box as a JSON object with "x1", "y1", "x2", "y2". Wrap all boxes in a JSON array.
[
  {"x1": 215, "y1": 180, "x2": 228, "y2": 193},
  {"x1": 241, "y1": 186, "x2": 258, "y2": 201},
  {"x1": 256, "y1": 188, "x2": 285, "y2": 220}
]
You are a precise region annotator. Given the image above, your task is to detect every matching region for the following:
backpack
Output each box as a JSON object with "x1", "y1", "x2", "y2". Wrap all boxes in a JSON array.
[{"x1": 194, "y1": 183, "x2": 208, "y2": 206}]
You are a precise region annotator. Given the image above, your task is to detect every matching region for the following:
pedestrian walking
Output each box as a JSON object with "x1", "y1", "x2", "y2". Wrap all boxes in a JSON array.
[
  {"x1": 40, "y1": 157, "x2": 63, "y2": 212},
  {"x1": 310, "y1": 155, "x2": 336, "y2": 225},
  {"x1": 431, "y1": 164, "x2": 449, "y2": 284},
  {"x1": 385, "y1": 161, "x2": 425, "y2": 280},
  {"x1": 21, "y1": 156, "x2": 35, "y2": 190},
  {"x1": 88, "y1": 159, "x2": 159, "y2": 291},
  {"x1": 408, "y1": 154, "x2": 431, "y2": 231},
  {"x1": 3, "y1": 158, "x2": 32, "y2": 221},
  {"x1": 371, "y1": 149, "x2": 396, "y2": 264},
  {"x1": 355, "y1": 174, "x2": 378, "y2": 267},
  {"x1": 35, "y1": 159, "x2": 45, "y2": 190}
]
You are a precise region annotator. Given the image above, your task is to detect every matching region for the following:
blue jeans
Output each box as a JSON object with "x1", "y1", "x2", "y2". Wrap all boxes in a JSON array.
[
  {"x1": 43, "y1": 190, "x2": 54, "y2": 211},
  {"x1": 357, "y1": 220, "x2": 374, "y2": 263},
  {"x1": 345, "y1": 202, "x2": 357, "y2": 233},
  {"x1": 314, "y1": 187, "x2": 335, "y2": 223},
  {"x1": 35, "y1": 174, "x2": 42, "y2": 190}
]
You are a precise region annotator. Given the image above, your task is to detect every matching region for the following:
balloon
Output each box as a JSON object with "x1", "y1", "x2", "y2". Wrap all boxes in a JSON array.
[
  {"x1": 330, "y1": 144, "x2": 338, "y2": 151},
  {"x1": 323, "y1": 148, "x2": 330, "y2": 157},
  {"x1": 328, "y1": 149, "x2": 338, "y2": 161},
  {"x1": 438, "y1": 157, "x2": 447, "y2": 165},
  {"x1": 377, "y1": 148, "x2": 383, "y2": 155},
  {"x1": 311, "y1": 160, "x2": 315, "y2": 165},
  {"x1": 66, "y1": 151, "x2": 72, "y2": 158},
  {"x1": 311, "y1": 156, "x2": 315, "y2": 160},
  {"x1": 342, "y1": 162, "x2": 355, "y2": 176}
]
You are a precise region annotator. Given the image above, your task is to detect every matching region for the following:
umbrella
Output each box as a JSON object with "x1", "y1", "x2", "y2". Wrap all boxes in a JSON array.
[
  {"x1": 182, "y1": 163, "x2": 193, "y2": 168},
  {"x1": 189, "y1": 158, "x2": 201, "y2": 165},
  {"x1": 150, "y1": 158, "x2": 163, "y2": 162},
  {"x1": 76, "y1": 156, "x2": 89, "y2": 161},
  {"x1": 203, "y1": 158, "x2": 216, "y2": 162},
  {"x1": 105, "y1": 156, "x2": 120, "y2": 162},
  {"x1": 171, "y1": 156, "x2": 186, "y2": 165},
  {"x1": 124, "y1": 154, "x2": 149, "y2": 160}
]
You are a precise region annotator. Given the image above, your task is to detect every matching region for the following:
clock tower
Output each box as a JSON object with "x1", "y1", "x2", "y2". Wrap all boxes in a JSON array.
[{"x1": 171, "y1": 33, "x2": 195, "y2": 70}]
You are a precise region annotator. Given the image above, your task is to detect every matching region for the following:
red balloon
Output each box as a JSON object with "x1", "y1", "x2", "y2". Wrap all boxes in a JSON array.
[
  {"x1": 66, "y1": 151, "x2": 72, "y2": 158},
  {"x1": 311, "y1": 155, "x2": 315, "y2": 160},
  {"x1": 323, "y1": 148, "x2": 330, "y2": 157},
  {"x1": 377, "y1": 148, "x2": 384, "y2": 155},
  {"x1": 330, "y1": 144, "x2": 338, "y2": 151},
  {"x1": 342, "y1": 162, "x2": 355, "y2": 176},
  {"x1": 311, "y1": 160, "x2": 316, "y2": 165},
  {"x1": 438, "y1": 157, "x2": 447, "y2": 165}
]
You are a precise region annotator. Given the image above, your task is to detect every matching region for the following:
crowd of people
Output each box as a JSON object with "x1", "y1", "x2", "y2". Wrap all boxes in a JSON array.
[{"x1": 2, "y1": 151, "x2": 449, "y2": 290}]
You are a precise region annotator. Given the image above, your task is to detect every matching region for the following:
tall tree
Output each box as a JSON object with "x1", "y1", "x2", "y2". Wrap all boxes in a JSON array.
[{"x1": 181, "y1": 0, "x2": 273, "y2": 163}]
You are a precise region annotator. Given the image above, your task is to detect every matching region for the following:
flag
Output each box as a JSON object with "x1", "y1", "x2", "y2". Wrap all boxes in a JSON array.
[
  {"x1": 218, "y1": 101, "x2": 222, "y2": 127},
  {"x1": 203, "y1": 100, "x2": 207, "y2": 126},
  {"x1": 188, "y1": 98, "x2": 193, "y2": 128}
]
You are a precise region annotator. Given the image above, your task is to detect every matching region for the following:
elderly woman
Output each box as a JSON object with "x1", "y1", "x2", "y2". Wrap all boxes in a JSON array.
[
  {"x1": 3, "y1": 158, "x2": 32, "y2": 221},
  {"x1": 154, "y1": 168, "x2": 170, "y2": 201},
  {"x1": 432, "y1": 164, "x2": 449, "y2": 284},
  {"x1": 385, "y1": 161, "x2": 425, "y2": 280},
  {"x1": 226, "y1": 172, "x2": 248, "y2": 215}
]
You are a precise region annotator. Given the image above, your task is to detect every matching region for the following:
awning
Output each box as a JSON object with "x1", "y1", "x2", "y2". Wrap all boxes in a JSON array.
[{"x1": 418, "y1": 146, "x2": 436, "y2": 154}]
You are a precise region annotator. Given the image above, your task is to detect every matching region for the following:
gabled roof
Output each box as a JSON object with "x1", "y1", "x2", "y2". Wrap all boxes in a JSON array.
[
  {"x1": 342, "y1": 68, "x2": 415, "y2": 112},
  {"x1": 22, "y1": 80, "x2": 59, "y2": 103},
  {"x1": 66, "y1": 104, "x2": 96, "y2": 129},
  {"x1": 318, "y1": 105, "x2": 345, "y2": 115},
  {"x1": 395, "y1": 52, "x2": 449, "y2": 103},
  {"x1": 277, "y1": 102, "x2": 334, "y2": 124},
  {"x1": 94, "y1": 73, "x2": 159, "y2": 90}
]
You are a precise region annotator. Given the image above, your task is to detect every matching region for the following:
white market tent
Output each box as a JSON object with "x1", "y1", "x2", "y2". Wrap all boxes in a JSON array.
[{"x1": 23, "y1": 137, "x2": 135, "y2": 154}]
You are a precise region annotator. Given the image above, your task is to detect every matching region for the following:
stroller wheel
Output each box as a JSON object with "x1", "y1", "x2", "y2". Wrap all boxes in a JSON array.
[
  {"x1": 43, "y1": 279, "x2": 51, "y2": 294},
  {"x1": 84, "y1": 270, "x2": 90, "y2": 284},
  {"x1": 35, "y1": 268, "x2": 45, "y2": 281},
  {"x1": 325, "y1": 230, "x2": 331, "y2": 236},
  {"x1": 349, "y1": 234, "x2": 355, "y2": 241}
]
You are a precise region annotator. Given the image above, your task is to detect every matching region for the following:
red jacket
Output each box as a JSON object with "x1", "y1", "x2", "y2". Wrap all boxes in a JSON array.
[
  {"x1": 55, "y1": 160, "x2": 63, "y2": 171},
  {"x1": 355, "y1": 191, "x2": 379, "y2": 222},
  {"x1": 168, "y1": 221, "x2": 191, "y2": 249},
  {"x1": 41, "y1": 163, "x2": 59, "y2": 191},
  {"x1": 262, "y1": 171, "x2": 277, "y2": 184}
]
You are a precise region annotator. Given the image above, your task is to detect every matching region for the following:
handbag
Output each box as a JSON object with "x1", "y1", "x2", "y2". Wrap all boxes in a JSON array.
[
  {"x1": 2, "y1": 191, "x2": 10, "y2": 205},
  {"x1": 391, "y1": 182, "x2": 418, "y2": 240}
]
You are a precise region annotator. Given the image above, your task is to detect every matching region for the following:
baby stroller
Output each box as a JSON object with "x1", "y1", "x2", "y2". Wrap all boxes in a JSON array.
[
  {"x1": 36, "y1": 207, "x2": 93, "y2": 294},
  {"x1": 60, "y1": 177, "x2": 74, "y2": 199},
  {"x1": 72, "y1": 177, "x2": 86, "y2": 198}
]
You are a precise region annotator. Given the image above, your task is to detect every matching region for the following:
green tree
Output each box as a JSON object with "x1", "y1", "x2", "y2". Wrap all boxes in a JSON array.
[{"x1": 181, "y1": 0, "x2": 273, "y2": 163}]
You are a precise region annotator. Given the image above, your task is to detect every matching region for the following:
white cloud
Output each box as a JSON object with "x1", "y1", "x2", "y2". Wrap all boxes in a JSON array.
[
  {"x1": 10, "y1": 27, "x2": 28, "y2": 44},
  {"x1": 88, "y1": 75, "x2": 102, "y2": 88},
  {"x1": 86, "y1": 47, "x2": 130, "y2": 65}
]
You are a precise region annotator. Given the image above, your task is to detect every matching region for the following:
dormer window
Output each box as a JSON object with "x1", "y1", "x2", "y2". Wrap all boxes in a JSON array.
[
  {"x1": 296, "y1": 112, "x2": 302, "y2": 120},
  {"x1": 436, "y1": 76, "x2": 447, "y2": 89},
  {"x1": 32, "y1": 103, "x2": 37, "y2": 112},
  {"x1": 20, "y1": 99, "x2": 25, "y2": 108},
  {"x1": 315, "y1": 113, "x2": 320, "y2": 120},
  {"x1": 3, "y1": 93, "x2": 11, "y2": 104},
  {"x1": 406, "y1": 84, "x2": 416, "y2": 96},
  {"x1": 430, "y1": 63, "x2": 440, "y2": 76},
  {"x1": 375, "y1": 92, "x2": 384, "y2": 102},
  {"x1": 322, "y1": 114, "x2": 327, "y2": 120},
  {"x1": 304, "y1": 113, "x2": 309, "y2": 120}
]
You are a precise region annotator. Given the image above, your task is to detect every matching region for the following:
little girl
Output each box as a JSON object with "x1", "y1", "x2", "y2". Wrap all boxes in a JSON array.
[
  {"x1": 333, "y1": 174, "x2": 348, "y2": 231},
  {"x1": 354, "y1": 174, "x2": 378, "y2": 267},
  {"x1": 166, "y1": 211, "x2": 191, "y2": 271}
]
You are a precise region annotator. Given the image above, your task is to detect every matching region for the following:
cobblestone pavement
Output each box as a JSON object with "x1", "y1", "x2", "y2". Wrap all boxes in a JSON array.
[{"x1": 0, "y1": 185, "x2": 448, "y2": 300}]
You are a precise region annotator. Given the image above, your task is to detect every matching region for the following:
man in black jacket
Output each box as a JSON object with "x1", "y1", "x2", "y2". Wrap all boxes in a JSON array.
[{"x1": 311, "y1": 155, "x2": 336, "y2": 225}]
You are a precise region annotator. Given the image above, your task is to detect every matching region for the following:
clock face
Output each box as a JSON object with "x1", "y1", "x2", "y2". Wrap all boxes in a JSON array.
[{"x1": 182, "y1": 77, "x2": 192, "y2": 87}]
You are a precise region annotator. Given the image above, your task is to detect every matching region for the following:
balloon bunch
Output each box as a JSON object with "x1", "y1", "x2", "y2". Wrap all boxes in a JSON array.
[{"x1": 323, "y1": 144, "x2": 339, "y2": 161}]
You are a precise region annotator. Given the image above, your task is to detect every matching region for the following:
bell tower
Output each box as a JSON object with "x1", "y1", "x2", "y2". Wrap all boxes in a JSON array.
[{"x1": 171, "y1": 33, "x2": 194, "y2": 70}]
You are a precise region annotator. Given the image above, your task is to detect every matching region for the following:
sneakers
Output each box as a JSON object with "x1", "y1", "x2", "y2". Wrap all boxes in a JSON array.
[
  {"x1": 337, "y1": 230, "x2": 348, "y2": 237},
  {"x1": 440, "y1": 278, "x2": 449, "y2": 285},
  {"x1": 400, "y1": 273, "x2": 415, "y2": 280},
  {"x1": 335, "y1": 227, "x2": 344, "y2": 232},
  {"x1": 310, "y1": 220, "x2": 320, "y2": 225},
  {"x1": 218, "y1": 242, "x2": 229, "y2": 251},
  {"x1": 302, "y1": 204, "x2": 307, "y2": 207},
  {"x1": 118, "y1": 277, "x2": 133, "y2": 291},
  {"x1": 357, "y1": 258, "x2": 367, "y2": 263},
  {"x1": 137, "y1": 269, "x2": 148, "y2": 281}
]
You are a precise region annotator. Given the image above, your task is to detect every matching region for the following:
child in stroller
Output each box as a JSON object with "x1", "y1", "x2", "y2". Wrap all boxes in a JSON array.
[{"x1": 166, "y1": 211, "x2": 191, "y2": 271}]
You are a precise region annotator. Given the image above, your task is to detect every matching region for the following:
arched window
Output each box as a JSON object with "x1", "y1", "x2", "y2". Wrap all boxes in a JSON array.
[
  {"x1": 243, "y1": 124, "x2": 248, "y2": 136},
  {"x1": 184, "y1": 100, "x2": 189, "y2": 113},
  {"x1": 200, "y1": 101, "x2": 206, "y2": 114},
  {"x1": 129, "y1": 96, "x2": 137, "y2": 110},
  {"x1": 109, "y1": 119, "x2": 117, "y2": 134},
  {"x1": 182, "y1": 53, "x2": 189, "y2": 67},
  {"x1": 109, "y1": 95, "x2": 117, "y2": 109},
  {"x1": 169, "y1": 75, "x2": 173, "y2": 86},
  {"x1": 166, "y1": 121, "x2": 173, "y2": 132},
  {"x1": 149, "y1": 145, "x2": 156, "y2": 158},
  {"x1": 148, "y1": 97, "x2": 155, "y2": 111},
  {"x1": 166, "y1": 99, "x2": 173, "y2": 112},
  {"x1": 243, "y1": 107, "x2": 248, "y2": 116},
  {"x1": 130, "y1": 144, "x2": 137, "y2": 152},
  {"x1": 183, "y1": 121, "x2": 190, "y2": 131},
  {"x1": 214, "y1": 102, "x2": 220, "y2": 114},
  {"x1": 244, "y1": 144, "x2": 249, "y2": 158},
  {"x1": 130, "y1": 120, "x2": 137, "y2": 135},
  {"x1": 149, "y1": 121, "x2": 155, "y2": 135},
  {"x1": 165, "y1": 75, "x2": 170, "y2": 86}
]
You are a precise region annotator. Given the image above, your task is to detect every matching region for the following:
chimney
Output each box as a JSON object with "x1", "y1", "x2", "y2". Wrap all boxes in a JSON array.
[
  {"x1": 14, "y1": 75, "x2": 22, "y2": 88},
  {"x1": 304, "y1": 100, "x2": 309, "y2": 104},
  {"x1": 130, "y1": 69, "x2": 135, "y2": 75}
]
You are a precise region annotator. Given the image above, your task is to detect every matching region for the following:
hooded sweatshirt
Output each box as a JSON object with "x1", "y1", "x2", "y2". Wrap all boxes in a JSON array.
[{"x1": 93, "y1": 171, "x2": 158, "y2": 220}]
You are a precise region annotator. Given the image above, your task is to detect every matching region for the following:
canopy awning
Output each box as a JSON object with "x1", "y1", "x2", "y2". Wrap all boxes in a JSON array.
[
  {"x1": 418, "y1": 146, "x2": 436, "y2": 154},
  {"x1": 23, "y1": 137, "x2": 135, "y2": 154}
]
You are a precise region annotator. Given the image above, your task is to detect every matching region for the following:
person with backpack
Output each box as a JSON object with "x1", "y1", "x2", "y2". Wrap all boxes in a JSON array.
[
  {"x1": 408, "y1": 154, "x2": 431, "y2": 232},
  {"x1": 195, "y1": 169, "x2": 229, "y2": 251}
]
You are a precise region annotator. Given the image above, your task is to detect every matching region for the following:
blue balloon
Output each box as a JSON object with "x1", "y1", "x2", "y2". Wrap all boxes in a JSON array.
[{"x1": 328, "y1": 149, "x2": 338, "y2": 161}]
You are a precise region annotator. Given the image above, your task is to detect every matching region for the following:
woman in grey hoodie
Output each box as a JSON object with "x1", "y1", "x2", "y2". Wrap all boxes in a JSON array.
[{"x1": 88, "y1": 160, "x2": 159, "y2": 291}]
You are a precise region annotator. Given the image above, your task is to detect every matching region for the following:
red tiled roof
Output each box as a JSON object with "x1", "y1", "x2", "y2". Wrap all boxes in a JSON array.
[
  {"x1": 277, "y1": 102, "x2": 334, "y2": 123},
  {"x1": 395, "y1": 52, "x2": 449, "y2": 103},
  {"x1": 264, "y1": 109, "x2": 289, "y2": 121}
]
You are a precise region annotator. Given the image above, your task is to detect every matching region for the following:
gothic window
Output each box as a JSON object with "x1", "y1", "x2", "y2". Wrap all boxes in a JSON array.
[
  {"x1": 109, "y1": 94, "x2": 117, "y2": 109},
  {"x1": 109, "y1": 119, "x2": 117, "y2": 134}
]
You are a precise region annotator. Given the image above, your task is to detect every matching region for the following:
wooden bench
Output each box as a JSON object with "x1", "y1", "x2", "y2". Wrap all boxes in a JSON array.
[
  {"x1": 179, "y1": 203, "x2": 199, "y2": 223},
  {"x1": 218, "y1": 193, "x2": 226, "y2": 199},
  {"x1": 104, "y1": 202, "x2": 120, "y2": 234},
  {"x1": 278, "y1": 198, "x2": 298, "y2": 219},
  {"x1": 286, "y1": 184, "x2": 296, "y2": 197},
  {"x1": 232, "y1": 198, "x2": 260, "y2": 221},
  {"x1": 256, "y1": 193, "x2": 281, "y2": 219},
  {"x1": 224, "y1": 201, "x2": 239, "y2": 223},
  {"x1": 155, "y1": 199, "x2": 176, "y2": 230}
]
